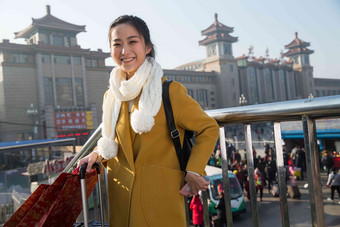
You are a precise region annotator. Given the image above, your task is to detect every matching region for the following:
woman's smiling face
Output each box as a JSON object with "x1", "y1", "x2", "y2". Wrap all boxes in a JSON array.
[{"x1": 110, "y1": 23, "x2": 151, "y2": 78}]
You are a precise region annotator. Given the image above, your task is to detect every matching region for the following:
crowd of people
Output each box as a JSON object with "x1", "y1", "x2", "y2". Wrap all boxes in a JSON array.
[
  {"x1": 190, "y1": 142, "x2": 340, "y2": 226},
  {"x1": 208, "y1": 142, "x2": 281, "y2": 202}
]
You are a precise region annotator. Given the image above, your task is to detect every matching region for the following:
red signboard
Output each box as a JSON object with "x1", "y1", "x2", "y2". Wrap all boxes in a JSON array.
[{"x1": 54, "y1": 111, "x2": 93, "y2": 132}]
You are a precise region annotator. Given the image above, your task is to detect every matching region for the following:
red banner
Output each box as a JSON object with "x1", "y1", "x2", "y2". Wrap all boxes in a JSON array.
[{"x1": 43, "y1": 156, "x2": 74, "y2": 176}]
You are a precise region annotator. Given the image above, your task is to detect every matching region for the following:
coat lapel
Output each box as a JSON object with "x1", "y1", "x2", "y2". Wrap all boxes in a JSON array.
[{"x1": 115, "y1": 101, "x2": 135, "y2": 171}]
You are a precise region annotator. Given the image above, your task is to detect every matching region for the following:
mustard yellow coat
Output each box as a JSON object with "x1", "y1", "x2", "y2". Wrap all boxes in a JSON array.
[{"x1": 102, "y1": 79, "x2": 219, "y2": 227}]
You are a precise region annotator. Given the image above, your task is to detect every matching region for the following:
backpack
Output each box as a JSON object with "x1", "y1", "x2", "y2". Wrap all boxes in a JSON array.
[
  {"x1": 256, "y1": 174, "x2": 263, "y2": 186},
  {"x1": 162, "y1": 80, "x2": 193, "y2": 172}
]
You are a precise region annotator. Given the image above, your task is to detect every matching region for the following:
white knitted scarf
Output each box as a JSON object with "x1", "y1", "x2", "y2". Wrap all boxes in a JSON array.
[{"x1": 97, "y1": 57, "x2": 163, "y2": 159}]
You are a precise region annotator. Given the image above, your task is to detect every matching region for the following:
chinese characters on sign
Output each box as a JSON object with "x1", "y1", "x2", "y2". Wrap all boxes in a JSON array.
[
  {"x1": 43, "y1": 156, "x2": 74, "y2": 176},
  {"x1": 54, "y1": 111, "x2": 93, "y2": 131}
]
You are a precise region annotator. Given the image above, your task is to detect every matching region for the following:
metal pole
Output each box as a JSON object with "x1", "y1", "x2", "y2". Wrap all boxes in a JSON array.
[
  {"x1": 219, "y1": 127, "x2": 233, "y2": 227},
  {"x1": 245, "y1": 124, "x2": 259, "y2": 227},
  {"x1": 97, "y1": 172, "x2": 105, "y2": 227},
  {"x1": 302, "y1": 116, "x2": 326, "y2": 227},
  {"x1": 184, "y1": 197, "x2": 190, "y2": 227},
  {"x1": 273, "y1": 122, "x2": 290, "y2": 227},
  {"x1": 202, "y1": 190, "x2": 210, "y2": 227}
]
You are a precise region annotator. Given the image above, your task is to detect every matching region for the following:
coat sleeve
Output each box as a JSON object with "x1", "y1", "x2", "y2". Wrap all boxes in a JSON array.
[{"x1": 169, "y1": 81, "x2": 219, "y2": 175}]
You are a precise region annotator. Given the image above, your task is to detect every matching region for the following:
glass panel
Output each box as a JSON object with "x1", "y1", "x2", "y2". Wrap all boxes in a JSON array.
[
  {"x1": 12, "y1": 53, "x2": 20, "y2": 63},
  {"x1": 56, "y1": 78, "x2": 73, "y2": 106},
  {"x1": 21, "y1": 54, "x2": 28, "y2": 63},
  {"x1": 279, "y1": 70, "x2": 287, "y2": 100},
  {"x1": 247, "y1": 66, "x2": 259, "y2": 104},
  {"x1": 73, "y1": 56, "x2": 81, "y2": 65},
  {"x1": 53, "y1": 35, "x2": 64, "y2": 46},
  {"x1": 264, "y1": 68, "x2": 274, "y2": 101},
  {"x1": 75, "y1": 78, "x2": 84, "y2": 105},
  {"x1": 54, "y1": 55, "x2": 70, "y2": 64},
  {"x1": 43, "y1": 77, "x2": 54, "y2": 105},
  {"x1": 41, "y1": 54, "x2": 51, "y2": 64},
  {"x1": 91, "y1": 59, "x2": 98, "y2": 67},
  {"x1": 196, "y1": 89, "x2": 208, "y2": 108}
]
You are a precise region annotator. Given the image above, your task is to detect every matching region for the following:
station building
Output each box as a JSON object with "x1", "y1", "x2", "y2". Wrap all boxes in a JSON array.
[{"x1": 1, "y1": 8, "x2": 339, "y2": 143}]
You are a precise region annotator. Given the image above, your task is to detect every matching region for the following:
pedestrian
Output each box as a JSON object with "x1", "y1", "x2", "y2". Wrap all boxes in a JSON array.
[
  {"x1": 322, "y1": 151, "x2": 335, "y2": 176},
  {"x1": 255, "y1": 168, "x2": 265, "y2": 202},
  {"x1": 326, "y1": 168, "x2": 340, "y2": 204},
  {"x1": 77, "y1": 15, "x2": 219, "y2": 227},
  {"x1": 190, "y1": 195, "x2": 204, "y2": 227},
  {"x1": 295, "y1": 147, "x2": 306, "y2": 180},
  {"x1": 266, "y1": 156, "x2": 277, "y2": 194},
  {"x1": 215, "y1": 184, "x2": 226, "y2": 227}
]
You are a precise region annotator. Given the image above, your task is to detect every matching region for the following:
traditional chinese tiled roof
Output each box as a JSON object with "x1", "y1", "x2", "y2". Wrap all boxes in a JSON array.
[
  {"x1": 199, "y1": 33, "x2": 238, "y2": 46},
  {"x1": 201, "y1": 13, "x2": 235, "y2": 35},
  {"x1": 283, "y1": 32, "x2": 314, "y2": 57},
  {"x1": 199, "y1": 13, "x2": 238, "y2": 46},
  {"x1": 283, "y1": 48, "x2": 314, "y2": 57},
  {"x1": 284, "y1": 32, "x2": 310, "y2": 49},
  {"x1": 15, "y1": 5, "x2": 86, "y2": 38}
]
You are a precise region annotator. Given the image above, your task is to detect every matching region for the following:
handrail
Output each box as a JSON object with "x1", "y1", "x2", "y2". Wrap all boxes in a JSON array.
[
  {"x1": 63, "y1": 123, "x2": 102, "y2": 173},
  {"x1": 206, "y1": 95, "x2": 340, "y2": 124},
  {"x1": 64, "y1": 95, "x2": 340, "y2": 227}
]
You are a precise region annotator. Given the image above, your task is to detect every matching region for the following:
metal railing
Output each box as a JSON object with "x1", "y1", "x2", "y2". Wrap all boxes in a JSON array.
[{"x1": 63, "y1": 95, "x2": 340, "y2": 227}]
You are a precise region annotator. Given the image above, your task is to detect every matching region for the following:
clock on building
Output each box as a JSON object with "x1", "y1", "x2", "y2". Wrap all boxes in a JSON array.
[
  {"x1": 224, "y1": 43, "x2": 231, "y2": 55},
  {"x1": 208, "y1": 44, "x2": 216, "y2": 57}
]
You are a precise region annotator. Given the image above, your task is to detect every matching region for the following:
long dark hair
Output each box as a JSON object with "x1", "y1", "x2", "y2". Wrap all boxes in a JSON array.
[{"x1": 108, "y1": 15, "x2": 155, "y2": 58}]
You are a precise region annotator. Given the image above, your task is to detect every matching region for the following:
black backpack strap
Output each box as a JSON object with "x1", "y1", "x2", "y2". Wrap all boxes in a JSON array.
[{"x1": 162, "y1": 80, "x2": 186, "y2": 172}]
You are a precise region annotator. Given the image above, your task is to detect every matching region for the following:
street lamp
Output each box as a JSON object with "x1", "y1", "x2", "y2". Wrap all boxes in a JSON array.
[
  {"x1": 26, "y1": 103, "x2": 39, "y2": 140},
  {"x1": 239, "y1": 94, "x2": 248, "y2": 106}
]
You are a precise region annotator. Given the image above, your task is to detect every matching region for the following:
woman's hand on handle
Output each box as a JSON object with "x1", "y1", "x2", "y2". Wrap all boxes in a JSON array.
[{"x1": 77, "y1": 151, "x2": 98, "y2": 173}]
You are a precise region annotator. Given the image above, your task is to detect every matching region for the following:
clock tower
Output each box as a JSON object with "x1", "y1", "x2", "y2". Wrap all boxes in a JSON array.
[
  {"x1": 199, "y1": 14, "x2": 239, "y2": 107},
  {"x1": 283, "y1": 32, "x2": 314, "y2": 98}
]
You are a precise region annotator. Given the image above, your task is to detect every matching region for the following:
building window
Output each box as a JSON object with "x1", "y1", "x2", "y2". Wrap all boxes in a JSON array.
[
  {"x1": 315, "y1": 90, "x2": 320, "y2": 97},
  {"x1": 86, "y1": 59, "x2": 98, "y2": 68},
  {"x1": 196, "y1": 89, "x2": 208, "y2": 108},
  {"x1": 56, "y1": 78, "x2": 73, "y2": 106},
  {"x1": 44, "y1": 77, "x2": 54, "y2": 105},
  {"x1": 291, "y1": 56, "x2": 298, "y2": 64},
  {"x1": 230, "y1": 64, "x2": 234, "y2": 72},
  {"x1": 73, "y1": 56, "x2": 81, "y2": 65},
  {"x1": 187, "y1": 89, "x2": 194, "y2": 98},
  {"x1": 21, "y1": 54, "x2": 28, "y2": 63},
  {"x1": 54, "y1": 55, "x2": 70, "y2": 64},
  {"x1": 75, "y1": 78, "x2": 84, "y2": 106},
  {"x1": 264, "y1": 68, "x2": 274, "y2": 102},
  {"x1": 279, "y1": 70, "x2": 287, "y2": 100},
  {"x1": 12, "y1": 53, "x2": 20, "y2": 63},
  {"x1": 92, "y1": 59, "x2": 98, "y2": 67},
  {"x1": 224, "y1": 43, "x2": 231, "y2": 55},
  {"x1": 247, "y1": 66, "x2": 259, "y2": 104},
  {"x1": 207, "y1": 44, "x2": 216, "y2": 57},
  {"x1": 53, "y1": 35, "x2": 64, "y2": 46},
  {"x1": 304, "y1": 55, "x2": 310, "y2": 65},
  {"x1": 41, "y1": 33, "x2": 50, "y2": 45},
  {"x1": 41, "y1": 54, "x2": 51, "y2": 63}
]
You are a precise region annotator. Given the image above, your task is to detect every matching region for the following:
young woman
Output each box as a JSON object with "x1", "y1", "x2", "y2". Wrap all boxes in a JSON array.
[{"x1": 78, "y1": 15, "x2": 219, "y2": 227}]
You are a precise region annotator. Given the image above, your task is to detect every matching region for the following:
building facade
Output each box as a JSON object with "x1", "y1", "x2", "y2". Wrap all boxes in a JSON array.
[
  {"x1": 1, "y1": 9, "x2": 339, "y2": 143},
  {"x1": 0, "y1": 6, "x2": 110, "y2": 142}
]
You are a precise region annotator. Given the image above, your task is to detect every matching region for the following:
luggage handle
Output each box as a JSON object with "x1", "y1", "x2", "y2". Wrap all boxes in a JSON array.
[{"x1": 79, "y1": 163, "x2": 105, "y2": 227}]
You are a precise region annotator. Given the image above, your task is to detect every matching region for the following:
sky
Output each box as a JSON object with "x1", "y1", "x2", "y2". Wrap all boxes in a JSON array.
[{"x1": 0, "y1": 0, "x2": 339, "y2": 79}]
